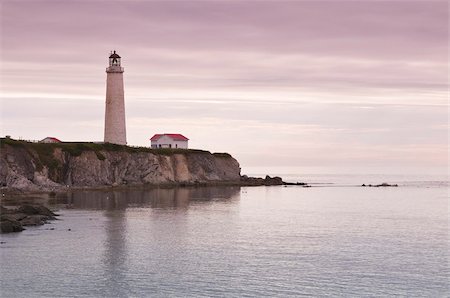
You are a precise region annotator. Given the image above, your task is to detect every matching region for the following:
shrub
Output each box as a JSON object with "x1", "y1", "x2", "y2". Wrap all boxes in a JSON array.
[
  {"x1": 213, "y1": 152, "x2": 231, "y2": 158},
  {"x1": 95, "y1": 151, "x2": 106, "y2": 160}
]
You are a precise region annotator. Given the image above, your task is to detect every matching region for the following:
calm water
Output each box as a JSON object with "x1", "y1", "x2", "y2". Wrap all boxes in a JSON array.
[{"x1": 0, "y1": 174, "x2": 448, "y2": 297}]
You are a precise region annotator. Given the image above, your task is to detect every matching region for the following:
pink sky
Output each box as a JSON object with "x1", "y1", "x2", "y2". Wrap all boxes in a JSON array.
[{"x1": 1, "y1": 1, "x2": 448, "y2": 173}]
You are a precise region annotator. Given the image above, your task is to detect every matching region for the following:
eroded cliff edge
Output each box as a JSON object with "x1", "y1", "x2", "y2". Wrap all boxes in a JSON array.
[{"x1": 0, "y1": 139, "x2": 241, "y2": 193}]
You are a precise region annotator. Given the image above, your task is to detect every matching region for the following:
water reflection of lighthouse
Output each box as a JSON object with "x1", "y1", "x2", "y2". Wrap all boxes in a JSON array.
[
  {"x1": 62, "y1": 187, "x2": 240, "y2": 294},
  {"x1": 66, "y1": 187, "x2": 240, "y2": 210},
  {"x1": 102, "y1": 192, "x2": 129, "y2": 296}
]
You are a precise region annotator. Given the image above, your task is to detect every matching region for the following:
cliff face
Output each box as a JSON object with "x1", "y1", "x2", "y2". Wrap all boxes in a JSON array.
[{"x1": 0, "y1": 141, "x2": 241, "y2": 192}]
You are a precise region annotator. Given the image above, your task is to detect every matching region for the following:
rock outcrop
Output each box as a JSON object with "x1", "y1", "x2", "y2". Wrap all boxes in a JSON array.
[
  {"x1": 0, "y1": 139, "x2": 241, "y2": 193},
  {"x1": 0, "y1": 204, "x2": 58, "y2": 233},
  {"x1": 361, "y1": 183, "x2": 398, "y2": 187},
  {"x1": 240, "y1": 175, "x2": 284, "y2": 186}
]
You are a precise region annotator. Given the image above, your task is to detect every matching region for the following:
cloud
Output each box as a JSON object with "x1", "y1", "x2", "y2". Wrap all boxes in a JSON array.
[{"x1": 1, "y1": 1, "x2": 447, "y2": 171}]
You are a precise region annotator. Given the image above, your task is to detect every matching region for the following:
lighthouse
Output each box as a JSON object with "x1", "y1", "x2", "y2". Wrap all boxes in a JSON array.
[{"x1": 104, "y1": 50, "x2": 127, "y2": 145}]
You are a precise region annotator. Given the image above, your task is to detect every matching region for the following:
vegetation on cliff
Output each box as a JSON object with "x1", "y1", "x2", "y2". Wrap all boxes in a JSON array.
[{"x1": 0, "y1": 138, "x2": 220, "y2": 156}]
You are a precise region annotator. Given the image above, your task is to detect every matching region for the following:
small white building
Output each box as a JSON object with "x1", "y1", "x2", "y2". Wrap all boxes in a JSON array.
[
  {"x1": 40, "y1": 137, "x2": 61, "y2": 143},
  {"x1": 150, "y1": 134, "x2": 189, "y2": 149}
]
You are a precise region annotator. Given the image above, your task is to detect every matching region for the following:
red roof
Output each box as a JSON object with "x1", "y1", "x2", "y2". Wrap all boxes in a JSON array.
[
  {"x1": 43, "y1": 137, "x2": 61, "y2": 142},
  {"x1": 150, "y1": 133, "x2": 189, "y2": 141}
]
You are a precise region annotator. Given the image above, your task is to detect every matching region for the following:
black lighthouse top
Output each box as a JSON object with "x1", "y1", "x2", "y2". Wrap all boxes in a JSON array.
[{"x1": 109, "y1": 50, "x2": 121, "y2": 66}]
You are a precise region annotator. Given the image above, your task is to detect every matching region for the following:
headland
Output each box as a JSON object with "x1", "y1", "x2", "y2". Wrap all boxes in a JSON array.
[{"x1": 0, "y1": 138, "x2": 283, "y2": 194}]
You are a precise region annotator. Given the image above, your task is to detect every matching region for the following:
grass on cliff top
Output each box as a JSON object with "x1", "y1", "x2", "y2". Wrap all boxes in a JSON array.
[{"x1": 0, "y1": 138, "x2": 232, "y2": 158}]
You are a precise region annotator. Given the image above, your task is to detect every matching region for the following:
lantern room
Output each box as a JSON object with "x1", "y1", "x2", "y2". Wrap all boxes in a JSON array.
[{"x1": 109, "y1": 50, "x2": 121, "y2": 66}]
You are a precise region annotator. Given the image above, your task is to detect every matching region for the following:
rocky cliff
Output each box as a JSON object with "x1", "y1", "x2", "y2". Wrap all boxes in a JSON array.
[{"x1": 0, "y1": 139, "x2": 241, "y2": 193}]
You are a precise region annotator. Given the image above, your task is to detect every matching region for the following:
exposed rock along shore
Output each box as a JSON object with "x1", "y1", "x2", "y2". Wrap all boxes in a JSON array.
[
  {"x1": 0, "y1": 204, "x2": 58, "y2": 233},
  {"x1": 0, "y1": 139, "x2": 285, "y2": 194}
]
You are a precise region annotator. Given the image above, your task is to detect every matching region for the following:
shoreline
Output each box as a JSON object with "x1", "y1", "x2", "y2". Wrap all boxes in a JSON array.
[
  {"x1": 0, "y1": 175, "x2": 288, "y2": 197},
  {"x1": 0, "y1": 177, "x2": 400, "y2": 198}
]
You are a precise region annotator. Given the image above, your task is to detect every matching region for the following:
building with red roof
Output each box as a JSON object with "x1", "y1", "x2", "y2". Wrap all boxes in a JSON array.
[
  {"x1": 40, "y1": 137, "x2": 61, "y2": 143},
  {"x1": 150, "y1": 133, "x2": 189, "y2": 149}
]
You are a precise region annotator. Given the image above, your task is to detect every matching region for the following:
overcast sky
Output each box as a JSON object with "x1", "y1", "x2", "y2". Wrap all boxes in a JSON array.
[{"x1": 1, "y1": 1, "x2": 448, "y2": 173}]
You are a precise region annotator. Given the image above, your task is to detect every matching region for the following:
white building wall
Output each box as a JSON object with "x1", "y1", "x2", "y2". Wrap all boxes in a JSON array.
[
  {"x1": 151, "y1": 135, "x2": 188, "y2": 149},
  {"x1": 173, "y1": 140, "x2": 188, "y2": 149}
]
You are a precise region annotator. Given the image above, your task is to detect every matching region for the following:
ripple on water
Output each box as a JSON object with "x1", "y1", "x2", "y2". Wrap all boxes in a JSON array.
[{"x1": 0, "y1": 184, "x2": 448, "y2": 297}]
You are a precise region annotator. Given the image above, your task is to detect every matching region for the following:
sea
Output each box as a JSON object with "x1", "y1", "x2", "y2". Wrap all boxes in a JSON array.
[{"x1": 0, "y1": 169, "x2": 448, "y2": 297}]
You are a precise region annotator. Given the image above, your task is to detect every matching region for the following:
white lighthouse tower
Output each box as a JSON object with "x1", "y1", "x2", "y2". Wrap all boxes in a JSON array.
[{"x1": 104, "y1": 50, "x2": 127, "y2": 145}]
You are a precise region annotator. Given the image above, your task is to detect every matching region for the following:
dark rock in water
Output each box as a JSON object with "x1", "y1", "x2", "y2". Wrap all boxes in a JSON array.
[
  {"x1": 264, "y1": 175, "x2": 283, "y2": 185},
  {"x1": 362, "y1": 183, "x2": 398, "y2": 187},
  {"x1": 1, "y1": 214, "x2": 17, "y2": 222},
  {"x1": 240, "y1": 175, "x2": 284, "y2": 186},
  {"x1": 17, "y1": 204, "x2": 40, "y2": 215},
  {"x1": 1, "y1": 213, "x2": 27, "y2": 222},
  {"x1": 1, "y1": 205, "x2": 9, "y2": 214},
  {"x1": 0, "y1": 220, "x2": 24, "y2": 233},
  {"x1": 35, "y1": 205, "x2": 58, "y2": 217},
  {"x1": 0, "y1": 203, "x2": 59, "y2": 233},
  {"x1": 20, "y1": 215, "x2": 49, "y2": 226},
  {"x1": 283, "y1": 181, "x2": 308, "y2": 186},
  {"x1": 376, "y1": 183, "x2": 398, "y2": 187},
  {"x1": 17, "y1": 204, "x2": 57, "y2": 217}
]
